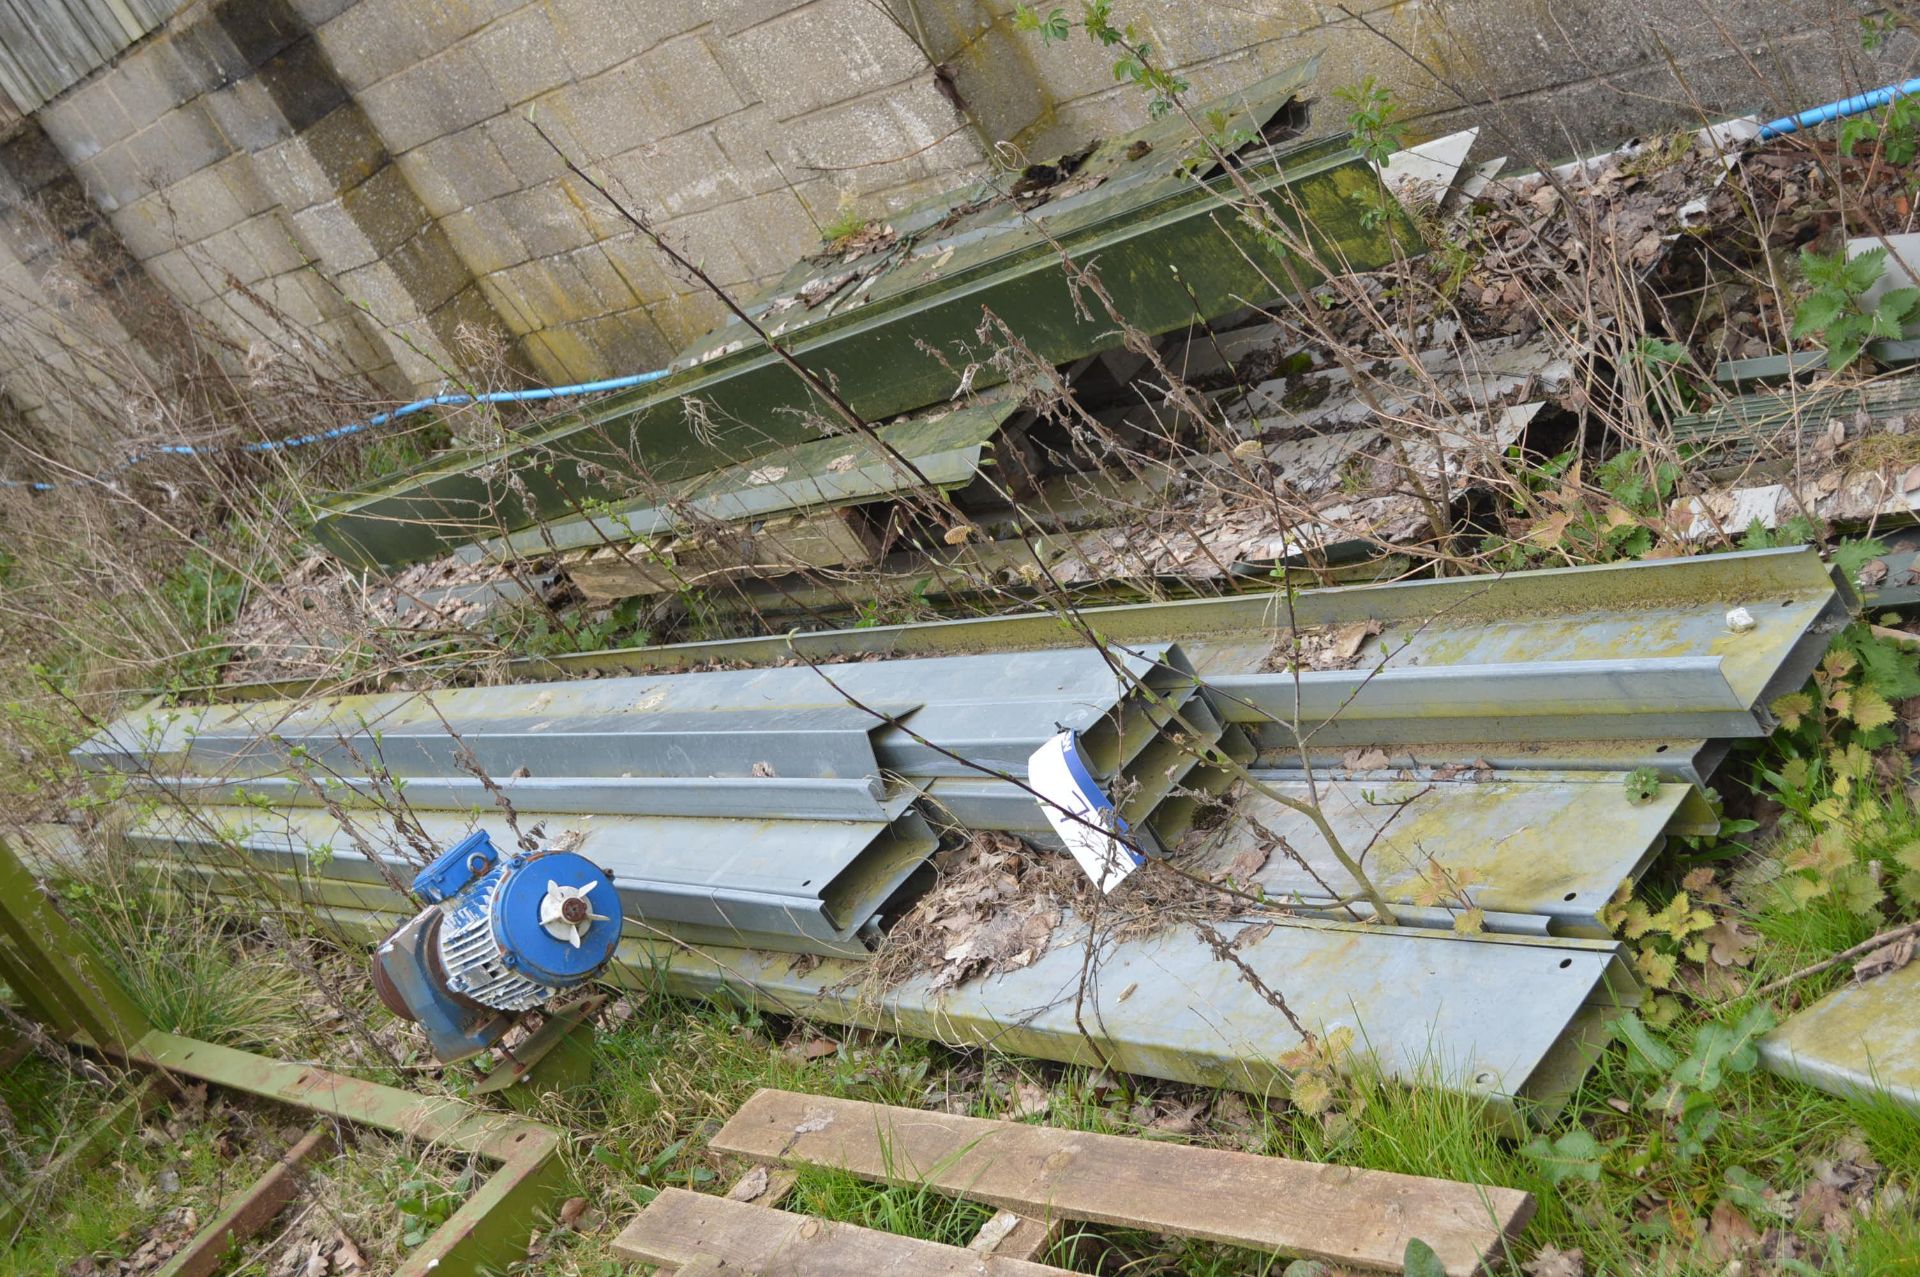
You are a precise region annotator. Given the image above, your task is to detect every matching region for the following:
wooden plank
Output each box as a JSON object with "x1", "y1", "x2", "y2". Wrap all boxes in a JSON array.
[
  {"x1": 658, "y1": 1166, "x2": 799, "y2": 1276},
  {"x1": 155, "y1": 1123, "x2": 336, "y2": 1277},
  {"x1": 567, "y1": 507, "x2": 881, "y2": 602},
  {"x1": 969, "y1": 1209, "x2": 1059, "y2": 1262},
  {"x1": 711, "y1": 1090, "x2": 1532, "y2": 1276},
  {"x1": 614, "y1": 1187, "x2": 1080, "y2": 1275}
]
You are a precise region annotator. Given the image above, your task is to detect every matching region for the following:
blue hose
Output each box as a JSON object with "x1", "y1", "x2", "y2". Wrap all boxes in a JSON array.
[
  {"x1": 0, "y1": 366, "x2": 671, "y2": 492},
  {"x1": 1759, "y1": 76, "x2": 1920, "y2": 138}
]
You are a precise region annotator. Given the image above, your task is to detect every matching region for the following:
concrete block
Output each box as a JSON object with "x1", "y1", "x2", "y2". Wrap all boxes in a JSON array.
[
  {"x1": 113, "y1": 201, "x2": 185, "y2": 261},
  {"x1": 290, "y1": 0, "x2": 360, "y2": 24},
  {"x1": 386, "y1": 224, "x2": 477, "y2": 311},
  {"x1": 494, "y1": 253, "x2": 593, "y2": 329},
  {"x1": 294, "y1": 200, "x2": 379, "y2": 273},
  {"x1": 472, "y1": 4, "x2": 575, "y2": 106},
  {"x1": 108, "y1": 48, "x2": 187, "y2": 132},
  {"x1": 566, "y1": 242, "x2": 640, "y2": 312},
  {"x1": 315, "y1": 0, "x2": 437, "y2": 90},
  {"x1": 547, "y1": 0, "x2": 701, "y2": 78},
  {"x1": 428, "y1": 279, "x2": 516, "y2": 353},
  {"x1": 204, "y1": 78, "x2": 297, "y2": 153},
  {"x1": 541, "y1": 67, "x2": 662, "y2": 164},
  {"x1": 599, "y1": 230, "x2": 681, "y2": 307},
  {"x1": 640, "y1": 34, "x2": 746, "y2": 135},
  {"x1": 727, "y1": 0, "x2": 932, "y2": 119},
  {"x1": 581, "y1": 306, "x2": 670, "y2": 369},
  {"x1": 147, "y1": 248, "x2": 219, "y2": 304},
  {"x1": 358, "y1": 52, "x2": 503, "y2": 154},
  {"x1": 485, "y1": 113, "x2": 569, "y2": 187},
  {"x1": 401, "y1": 125, "x2": 519, "y2": 217},
  {"x1": 149, "y1": 164, "x2": 252, "y2": 244},
  {"x1": 38, "y1": 84, "x2": 134, "y2": 164},
  {"x1": 138, "y1": 104, "x2": 235, "y2": 188},
  {"x1": 525, "y1": 322, "x2": 602, "y2": 380},
  {"x1": 498, "y1": 181, "x2": 592, "y2": 258},
  {"x1": 340, "y1": 161, "x2": 431, "y2": 255},
  {"x1": 477, "y1": 271, "x2": 537, "y2": 332},
  {"x1": 257, "y1": 266, "x2": 333, "y2": 327},
  {"x1": 256, "y1": 38, "x2": 356, "y2": 136},
  {"x1": 212, "y1": 0, "x2": 307, "y2": 73},
  {"x1": 779, "y1": 90, "x2": 974, "y2": 193},
  {"x1": 233, "y1": 210, "x2": 311, "y2": 275},
  {"x1": 603, "y1": 128, "x2": 743, "y2": 219},
  {"x1": 216, "y1": 152, "x2": 278, "y2": 217},
  {"x1": 709, "y1": 104, "x2": 813, "y2": 198},
  {"x1": 440, "y1": 202, "x2": 530, "y2": 275},
  {"x1": 698, "y1": 0, "x2": 816, "y2": 38},
  {"x1": 196, "y1": 224, "x2": 270, "y2": 284},
  {"x1": 300, "y1": 104, "x2": 389, "y2": 195}
]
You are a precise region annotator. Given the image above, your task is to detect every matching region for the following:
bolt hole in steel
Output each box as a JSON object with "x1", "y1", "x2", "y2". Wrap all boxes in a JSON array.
[
  {"x1": 1473, "y1": 1071, "x2": 1496, "y2": 1086},
  {"x1": 1563, "y1": 891, "x2": 1577, "y2": 901},
  {"x1": 1781, "y1": 599, "x2": 1793, "y2": 607},
  {"x1": 1558, "y1": 958, "x2": 1573, "y2": 968},
  {"x1": 1655, "y1": 744, "x2": 1669, "y2": 753}
]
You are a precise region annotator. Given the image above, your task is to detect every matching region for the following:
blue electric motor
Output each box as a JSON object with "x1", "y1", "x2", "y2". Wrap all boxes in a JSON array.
[{"x1": 373, "y1": 831, "x2": 624, "y2": 1063}]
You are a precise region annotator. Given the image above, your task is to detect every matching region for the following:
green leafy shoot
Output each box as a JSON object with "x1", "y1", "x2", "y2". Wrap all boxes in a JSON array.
[{"x1": 1793, "y1": 246, "x2": 1920, "y2": 370}]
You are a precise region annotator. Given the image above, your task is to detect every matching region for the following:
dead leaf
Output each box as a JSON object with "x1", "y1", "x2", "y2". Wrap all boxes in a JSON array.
[
  {"x1": 1149, "y1": 1101, "x2": 1206, "y2": 1135},
  {"x1": 751, "y1": 761, "x2": 776, "y2": 778},
  {"x1": 943, "y1": 523, "x2": 979, "y2": 545},
  {"x1": 1702, "y1": 918, "x2": 1758, "y2": 968},
  {"x1": 728, "y1": 1165, "x2": 772, "y2": 1202},
  {"x1": 331, "y1": 1232, "x2": 367, "y2": 1273},
  {"x1": 747, "y1": 466, "x2": 789, "y2": 485},
  {"x1": 1523, "y1": 1245, "x2": 1586, "y2": 1277},
  {"x1": 826, "y1": 453, "x2": 859, "y2": 473},
  {"x1": 1700, "y1": 1202, "x2": 1760, "y2": 1262},
  {"x1": 1010, "y1": 1081, "x2": 1051, "y2": 1119},
  {"x1": 1858, "y1": 558, "x2": 1891, "y2": 588},
  {"x1": 303, "y1": 1240, "x2": 329, "y2": 1277},
  {"x1": 1231, "y1": 439, "x2": 1263, "y2": 458},
  {"x1": 1853, "y1": 932, "x2": 1917, "y2": 982},
  {"x1": 1341, "y1": 747, "x2": 1390, "y2": 771},
  {"x1": 1214, "y1": 845, "x2": 1270, "y2": 883},
  {"x1": 1330, "y1": 619, "x2": 1382, "y2": 661},
  {"x1": 790, "y1": 1037, "x2": 840, "y2": 1061},
  {"x1": 558, "y1": 1196, "x2": 588, "y2": 1228},
  {"x1": 793, "y1": 1108, "x2": 834, "y2": 1135}
]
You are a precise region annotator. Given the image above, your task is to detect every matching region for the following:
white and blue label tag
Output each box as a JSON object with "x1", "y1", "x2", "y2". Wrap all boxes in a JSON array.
[{"x1": 1027, "y1": 730, "x2": 1144, "y2": 894}]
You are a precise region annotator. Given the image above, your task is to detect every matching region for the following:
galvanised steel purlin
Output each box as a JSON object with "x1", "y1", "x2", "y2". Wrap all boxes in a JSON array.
[
  {"x1": 142, "y1": 773, "x2": 898, "y2": 823},
  {"x1": 1759, "y1": 961, "x2": 1920, "y2": 1115},
  {"x1": 265, "y1": 897, "x2": 1637, "y2": 1121},
  {"x1": 309, "y1": 62, "x2": 1413, "y2": 568},
  {"x1": 1204, "y1": 656, "x2": 1765, "y2": 744},
  {"x1": 81, "y1": 647, "x2": 1173, "y2": 788},
  {"x1": 129, "y1": 798, "x2": 938, "y2": 957}
]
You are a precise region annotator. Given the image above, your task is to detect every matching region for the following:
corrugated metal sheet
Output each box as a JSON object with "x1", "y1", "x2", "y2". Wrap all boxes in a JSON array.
[{"x1": 0, "y1": 0, "x2": 191, "y2": 113}]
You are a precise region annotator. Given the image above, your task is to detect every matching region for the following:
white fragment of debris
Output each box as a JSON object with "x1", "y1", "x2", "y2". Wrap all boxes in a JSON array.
[
  {"x1": 1726, "y1": 607, "x2": 1756, "y2": 633},
  {"x1": 1027, "y1": 730, "x2": 1141, "y2": 893}
]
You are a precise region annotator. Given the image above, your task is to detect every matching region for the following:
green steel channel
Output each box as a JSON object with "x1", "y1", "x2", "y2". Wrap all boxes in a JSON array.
[{"x1": 309, "y1": 71, "x2": 1408, "y2": 568}]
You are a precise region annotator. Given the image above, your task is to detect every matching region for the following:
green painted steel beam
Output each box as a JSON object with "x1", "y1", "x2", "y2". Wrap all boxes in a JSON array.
[
  {"x1": 0, "y1": 836, "x2": 152, "y2": 1051},
  {"x1": 309, "y1": 61, "x2": 1413, "y2": 569},
  {"x1": 117, "y1": 1032, "x2": 570, "y2": 1277}
]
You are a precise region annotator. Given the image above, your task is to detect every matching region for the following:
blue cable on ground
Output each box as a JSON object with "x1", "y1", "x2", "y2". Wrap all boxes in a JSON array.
[
  {"x1": 0, "y1": 366, "x2": 671, "y2": 492},
  {"x1": 1759, "y1": 76, "x2": 1920, "y2": 139}
]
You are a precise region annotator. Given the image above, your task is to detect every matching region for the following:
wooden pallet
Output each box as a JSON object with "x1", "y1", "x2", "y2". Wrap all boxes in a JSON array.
[{"x1": 614, "y1": 1089, "x2": 1534, "y2": 1276}]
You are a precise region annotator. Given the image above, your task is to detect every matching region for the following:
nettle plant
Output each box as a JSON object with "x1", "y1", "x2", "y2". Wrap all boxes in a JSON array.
[
  {"x1": 1792, "y1": 245, "x2": 1920, "y2": 371},
  {"x1": 1761, "y1": 619, "x2": 1920, "y2": 918}
]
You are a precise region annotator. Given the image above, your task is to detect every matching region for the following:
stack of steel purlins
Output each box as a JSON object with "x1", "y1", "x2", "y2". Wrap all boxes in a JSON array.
[
  {"x1": 80, "y1": 645, "x2": 1239, "y2": 958},
  {"x1": 79, "y1": 548, "x2": 1851, "y2": 1118}
]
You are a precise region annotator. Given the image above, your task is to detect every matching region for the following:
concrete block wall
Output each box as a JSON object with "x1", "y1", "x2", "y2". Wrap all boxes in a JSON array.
[
  {"x1": 0, "y1": 0, "x2": 1911, "y2": 464},
  {"x1": 303, "y1": 0, "x2": 984, "y2": 376}
]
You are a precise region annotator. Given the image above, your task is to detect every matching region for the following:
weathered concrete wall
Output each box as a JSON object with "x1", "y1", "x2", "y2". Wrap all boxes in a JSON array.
[{"x1": 0, "y1": 0, "x2": 1907, "y2": 460}]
